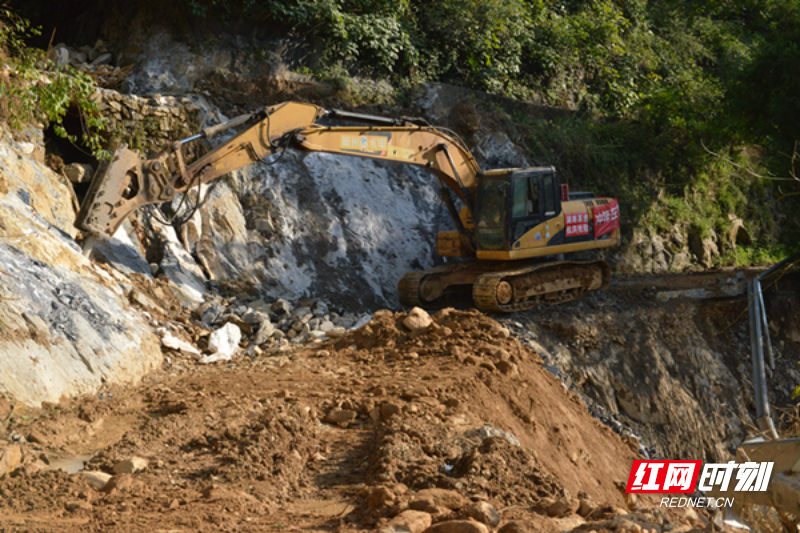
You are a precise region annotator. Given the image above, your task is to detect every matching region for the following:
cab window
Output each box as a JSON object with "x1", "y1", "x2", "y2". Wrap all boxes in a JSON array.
[
  {"x1": 543, "y1": 174, "x2": 557, "y2": 216},
  {"x1": 512, "y1": 174, "x2": 545, "y2": 219},
  {"x1": 512, "y1": 176, "x2": 528, "y2": 218},
  {"x1": 529, "y1": 179, "x2": 541, "y2": 215}
]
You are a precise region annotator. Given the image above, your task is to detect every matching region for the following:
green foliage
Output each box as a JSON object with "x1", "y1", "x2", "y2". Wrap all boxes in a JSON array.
[
  {"x1": 170, "y1": 0, "x2": 800, "y2": 160},
  {"x1": 412, "y1": 0, "x2": 531, "y2": 92},
  {"x1": 735, "y1": 244, "x2": 792, "y2": 267},
  {"x1": 727, "y1": 1, "x2": 800, "y2": 159},
  {"x1": 514, "y1": 104, "x2": 790, "y2": 268},
  {"x1": 187, "y1": 0, "x2": 418, "y2": 75},
  {"x1": 0, "y1": 8, "x2": 109, "y2": 159}
]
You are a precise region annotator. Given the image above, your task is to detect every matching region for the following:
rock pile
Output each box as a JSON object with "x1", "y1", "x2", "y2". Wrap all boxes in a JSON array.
[
  {"x1": 0, "y1": 302, "x2": 715, "y2": 532},
  {"x1": 47, "y1": 40, "x2": 131, "y2": 88},
  {"x1": 313, "y1": 307, "x2": 710, "y2": 533},
  {"x1": 125, "y1": 272, "x2": 374, "y2": 364},
  {"x1": 196, "y1": 295, "x2": 371, "y2": 353}
]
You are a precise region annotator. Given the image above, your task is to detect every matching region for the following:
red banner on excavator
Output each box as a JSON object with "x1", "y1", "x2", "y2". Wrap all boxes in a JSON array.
[{"x1": 593, "y1": 199, "x2": 620, "y2": 238}]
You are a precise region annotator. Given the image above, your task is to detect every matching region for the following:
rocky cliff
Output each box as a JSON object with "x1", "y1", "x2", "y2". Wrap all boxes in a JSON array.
[{"x1": 0, "y1": 127, "x2": 161, "y2": 406}]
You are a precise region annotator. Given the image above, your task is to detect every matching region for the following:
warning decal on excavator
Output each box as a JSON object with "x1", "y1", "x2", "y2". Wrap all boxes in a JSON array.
[{"x1": 565, "y1": 212, "x2": 589, "y2": 237}]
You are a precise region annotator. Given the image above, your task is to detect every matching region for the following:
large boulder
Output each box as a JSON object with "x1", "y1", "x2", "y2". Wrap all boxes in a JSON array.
[{"x1": 205, "y1": 149, "x2": 443, "y2": 309}]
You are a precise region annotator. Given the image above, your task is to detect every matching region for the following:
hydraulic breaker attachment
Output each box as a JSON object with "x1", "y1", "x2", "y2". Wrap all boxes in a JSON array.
[
  {"x1": 76, "y1": 101, "x2": 326, "y2": 240},
  {"x1": 75, "y1": 143, "x2": 179, "y2": 238}
]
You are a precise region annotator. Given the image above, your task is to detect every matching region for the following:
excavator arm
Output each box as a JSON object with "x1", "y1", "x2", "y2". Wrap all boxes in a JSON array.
[{"x1": 76, "y1": 101, "x2": 481, "y2": 249}]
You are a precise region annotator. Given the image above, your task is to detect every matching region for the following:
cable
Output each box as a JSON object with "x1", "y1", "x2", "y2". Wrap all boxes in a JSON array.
[
  {"x1": 252, "y1": 107, "x2": 294, "y2": 167},
  {"x1": 147, "y1": 160, "x2": 207, "y2": 229},
  {"x1": 432, "y1": 126, "x2": 472, "y2": 154},
  {"x1": 260, "y1": 127, "x2": 302, "y2": 167}
]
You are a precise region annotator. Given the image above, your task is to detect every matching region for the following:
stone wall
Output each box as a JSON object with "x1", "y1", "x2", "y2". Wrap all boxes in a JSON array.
[{"x1": 94, "y1": 89, "x2": 203, "y2": 155}]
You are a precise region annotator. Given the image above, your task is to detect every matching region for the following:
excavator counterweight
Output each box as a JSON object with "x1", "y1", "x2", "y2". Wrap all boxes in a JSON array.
[{"x1": 76, "y1": 101, "x2": 621, "y2": 312}]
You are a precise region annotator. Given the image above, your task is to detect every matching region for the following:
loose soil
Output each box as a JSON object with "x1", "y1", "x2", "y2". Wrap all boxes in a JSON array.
[{"x1": 0, "y1": 308, "x2": 708, "y2": 532}]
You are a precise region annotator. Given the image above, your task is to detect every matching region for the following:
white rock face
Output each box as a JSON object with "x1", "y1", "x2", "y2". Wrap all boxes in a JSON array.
[
  {"x1": 0, "y1": 128, "x2": 162, "y2": 406},
  {"x1": 185, "y1": 151, "x2": 443, "y2": 310},
  {"x1": 121, "y1": 32, "x2": 235, "y2": 95}
]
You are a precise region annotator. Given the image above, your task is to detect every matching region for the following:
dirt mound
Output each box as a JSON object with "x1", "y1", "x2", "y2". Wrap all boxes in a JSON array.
[
  {"x1": 331, "y1": 309, "x2": 637, "y2": 506},
  {"x1": 450, "y1": 436, "x2": 565, "y2": 504},
  {"x1": 89, "y1": 401, "x2": 319, "y2": 499},
  {"x1": 0, "y1": 307, "x2": 709, "y2": 532}
]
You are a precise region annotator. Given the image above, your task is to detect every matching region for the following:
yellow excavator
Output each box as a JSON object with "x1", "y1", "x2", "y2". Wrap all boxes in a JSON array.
[{"x1": 76, "y1": 101, "x2": 621, "y2": 312}]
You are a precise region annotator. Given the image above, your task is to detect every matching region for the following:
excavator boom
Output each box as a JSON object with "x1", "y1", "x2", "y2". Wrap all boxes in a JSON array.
[{"x1": 76, "y1": 102, "x2": 479, "y2": 240}]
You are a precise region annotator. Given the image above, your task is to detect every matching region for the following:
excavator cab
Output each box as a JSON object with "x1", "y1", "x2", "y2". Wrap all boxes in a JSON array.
[{"x1": 474, "y1": 168, "x2": 561, "y2": 253}]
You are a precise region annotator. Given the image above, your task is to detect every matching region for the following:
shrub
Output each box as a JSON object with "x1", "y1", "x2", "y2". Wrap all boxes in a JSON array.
[{"x1": 0, "y1": 7, "x2": 108, "y2": 159}]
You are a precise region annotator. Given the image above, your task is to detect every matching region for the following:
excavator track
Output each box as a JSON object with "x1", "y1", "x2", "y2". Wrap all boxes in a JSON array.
[
  {"x1": 398, "y1": 259, "x2": 611, "y2": 313},
  {"x1": 472, "y1": 261, "x2": 610, "y2": 312}
]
